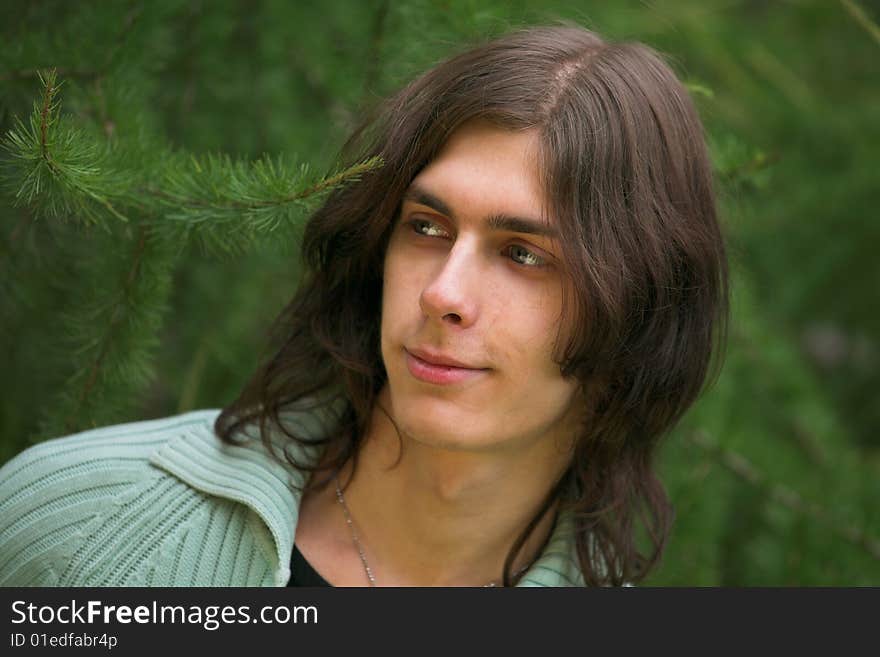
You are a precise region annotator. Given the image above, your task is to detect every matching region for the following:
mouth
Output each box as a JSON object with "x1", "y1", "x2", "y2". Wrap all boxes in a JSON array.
[{"x1": 404, "y1": 348, "x2": 489, "y2": 386}]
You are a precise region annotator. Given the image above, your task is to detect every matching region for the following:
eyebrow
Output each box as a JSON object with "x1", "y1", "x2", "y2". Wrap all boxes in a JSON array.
[{"x1": 403, "y1": 183, "x2": 560, "y2": 240}]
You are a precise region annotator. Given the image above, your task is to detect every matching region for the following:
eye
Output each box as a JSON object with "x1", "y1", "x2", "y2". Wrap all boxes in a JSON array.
[
  {"x1": 506, "y1": 244, "x2": 547, "y2": 268},
  {"x1": 408, "y1": 218, "x2": 450, "y2": 238}
]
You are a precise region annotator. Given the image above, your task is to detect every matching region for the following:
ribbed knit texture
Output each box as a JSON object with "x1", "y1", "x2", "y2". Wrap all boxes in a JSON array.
[{"x1": 0, "y1": 403, "x2": 586, "y2": 587}]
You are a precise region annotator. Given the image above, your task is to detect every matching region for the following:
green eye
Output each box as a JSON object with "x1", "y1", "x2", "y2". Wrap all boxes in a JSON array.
[
  {"x1": 411, "y1": 219, "x2": 448, "y2": 238},
  {"x1": 508, "y1": 244, "x2": 546, "y2": 268}
]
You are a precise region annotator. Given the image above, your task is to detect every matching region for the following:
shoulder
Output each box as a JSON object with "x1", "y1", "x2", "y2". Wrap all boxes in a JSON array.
[
  {"x1": 0, "y1": 410, "x2": 278, "y2": 586},
  {"x1": 0, "y1": 411, "x2": 223, "y2": 518},
  {"x1": 0, "y1": 411, "x2": 223, "y2": 515},
  {"x1": 0, "y1": 411, "x2": 221, "y2": 485}
]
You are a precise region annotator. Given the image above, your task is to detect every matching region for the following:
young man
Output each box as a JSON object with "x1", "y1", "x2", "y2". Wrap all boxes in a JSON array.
[{"x1": 0, "y1": 25, "x2": 728, "y2": 587}]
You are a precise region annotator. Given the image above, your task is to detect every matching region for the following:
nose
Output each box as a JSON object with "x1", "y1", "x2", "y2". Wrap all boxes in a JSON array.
[{"x1": 419, "y1": 241, "x2": 480, "y2": 328}]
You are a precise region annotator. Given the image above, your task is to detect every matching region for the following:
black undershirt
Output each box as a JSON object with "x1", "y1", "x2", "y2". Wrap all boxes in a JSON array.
[{"x1": 288, "y1": 543, "x2": 332, "y2": 587}]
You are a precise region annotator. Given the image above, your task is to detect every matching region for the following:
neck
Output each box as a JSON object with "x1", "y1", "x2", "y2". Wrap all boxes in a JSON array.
[{"x1": 334, "y1": 386, "x2": 572, "y2": 586}]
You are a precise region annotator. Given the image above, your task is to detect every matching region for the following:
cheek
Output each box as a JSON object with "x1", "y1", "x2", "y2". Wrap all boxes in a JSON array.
[
  {"x1": 492, "y1": 323, "x2": 559, "y2": 381},
  {"x1": 381, "y1": 250, "x2": 423, "y2": 334},
  {"x1": 487, "y1": 284, "x2": 563, "y2": 368}
]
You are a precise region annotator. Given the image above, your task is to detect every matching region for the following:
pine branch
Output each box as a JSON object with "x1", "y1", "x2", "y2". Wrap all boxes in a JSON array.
[
  {"x1": 145, "y1": 153, "x2": 383, "y2": 256},
  {"x1": 685, "y1": 81, "x2": 715, "y2": 99},
  {"x1": 37, "y1": 223, "x2": 179, "y2": 440},
  {"x1": 37, "y1": 69, "x2": 61, "y2": 174},
  {"x1": 146, "y1": 155, "x2": 383, "y2": 213},
  {"x1": 3, "y1": 69, "x2": 131, "y2": 224},
  {"x1": 63, "y1": 225, "x2": 150, "y2": 433},
  {"x1": 3, "y1": 71, "x2": 382, "y2": 248},
  {"x1": 299, "y1": 157, "x2": 385, "y2": 200},
  {"x1": 840, "y1": 0, "x2": 880, "y2": 46},
  {"x1": 688, "y1": 430, "x2": 880, "y2": 560}
]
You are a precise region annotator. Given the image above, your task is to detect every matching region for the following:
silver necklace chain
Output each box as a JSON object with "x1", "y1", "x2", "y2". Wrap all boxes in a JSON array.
[
  {"x1": 334, "y1": 477, "x2": 528, "y2": 587},
  {"x1": 334, "y1": 477, "x2": 377, "y2": 586}
]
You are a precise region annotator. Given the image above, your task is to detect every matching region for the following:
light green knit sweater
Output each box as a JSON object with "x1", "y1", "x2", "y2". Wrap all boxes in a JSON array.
[{"x1": 0, "y1": 402, "x2": 585, "y2": 587}]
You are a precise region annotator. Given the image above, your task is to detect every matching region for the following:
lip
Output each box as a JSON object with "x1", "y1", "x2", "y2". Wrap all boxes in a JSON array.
[{"x1": 405, "y1": 348, "x2": 489, "y2": 385}]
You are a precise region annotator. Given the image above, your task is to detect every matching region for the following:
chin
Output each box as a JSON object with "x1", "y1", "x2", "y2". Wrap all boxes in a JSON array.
[
  {"x1": 389, "y1": 389, "x2": 493, "y2": 451},
  {"x1": 399, "y1": 421, "x2": 492, "y2": 452}
]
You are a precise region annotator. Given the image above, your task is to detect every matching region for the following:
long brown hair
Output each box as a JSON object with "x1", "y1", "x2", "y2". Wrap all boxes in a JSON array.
[{"x1": 215, "y1": 24, "x2": 729, "y2": 586}]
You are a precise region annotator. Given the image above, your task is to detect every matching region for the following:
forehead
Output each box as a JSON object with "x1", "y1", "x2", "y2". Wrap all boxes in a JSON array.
[{"x1": 408, "y1": 121, "x2": 551, "y2": 228}]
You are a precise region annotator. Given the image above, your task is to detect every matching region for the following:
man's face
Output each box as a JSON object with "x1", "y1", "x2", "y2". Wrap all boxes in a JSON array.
[{"x1": 380, "y1": 120, "x2": 584, "y2": 454}]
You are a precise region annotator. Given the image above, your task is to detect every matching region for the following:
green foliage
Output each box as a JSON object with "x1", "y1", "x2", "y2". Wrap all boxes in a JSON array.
[
  {"x1": 1, "y1": 0, "x2": 877, "y2": 584},
  {"x1": 4, "y1": 70, "x2": 133, "y2": 223},
  {"x1": 0, "y1": 29, "x2": 382, "y2": 447},
  {"x1": 35, "y1": 224, "x2": 178, "y2": 440},
  {"x1": 650, "y1": 270, "x2": 880, "y2": 584},
  {"x1": 154, "y1": 152, "x2": 383, "y2": 256}
]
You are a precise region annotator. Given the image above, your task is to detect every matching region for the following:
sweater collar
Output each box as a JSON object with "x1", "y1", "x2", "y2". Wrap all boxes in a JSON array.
[{"x1": 149, "y1": 399, "x2": 585, "y2": 587}]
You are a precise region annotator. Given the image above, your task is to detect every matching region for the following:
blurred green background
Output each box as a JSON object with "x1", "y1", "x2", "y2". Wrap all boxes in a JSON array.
[{"x1": 1, "y1": 0, "x2": 878, "y2": 585}]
